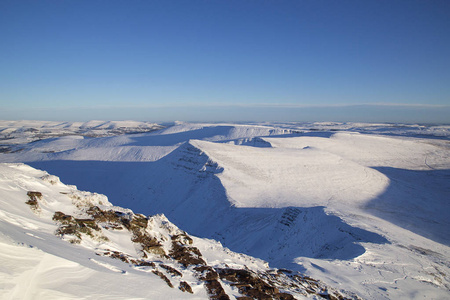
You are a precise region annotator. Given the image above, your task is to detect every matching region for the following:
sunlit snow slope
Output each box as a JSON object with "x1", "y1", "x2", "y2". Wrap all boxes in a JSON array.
[
  {"x1": 0, "y1": 164, "x2": 192, "y2": 300},
  {"x1": 1, "y1": 121, "x2": 449, "y2": 299},
  {"x1": 2, "y1": 163, "x2": 352, "y2": 300}
]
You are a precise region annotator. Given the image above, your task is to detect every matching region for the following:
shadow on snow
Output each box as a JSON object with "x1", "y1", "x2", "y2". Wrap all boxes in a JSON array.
[
  {"x1": 28, "y1": 142, "x2": 390, "y2": 270},
  {"x1": 366, "y1": 167, "x2": 450, "y2": 246}
]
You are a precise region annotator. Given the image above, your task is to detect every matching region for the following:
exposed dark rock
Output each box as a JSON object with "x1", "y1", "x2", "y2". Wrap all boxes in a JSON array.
[
  {"x1": 195, "y1": 266, "x2": 219, "y2": 281},
  {"x1": 97, "y1": 250, "x2": 156, "y2": 268},
  {"x1": 132, "y1": 231, "x2": 165, "y2": 256},
  {"x1": 273, "y1": 293, "x2": 295, "y2": 300},
  {"x1": 217, "y1": 268, "x2": 292, "y2": 299},
  {"x1": 161, "y1": 264, "x2": 182, "y2": 277},
  {"x1": 134, "y1": 260, "x2": 156, "y2": 267},
  {"x1": 279, "y1": 207, "x2": 301, "y2": 227},
  {"x1": 192, "y1": 266, "x2": 230, "y2": 299},
  {"x1": 86, "y1": 206, "x2": 123, "y2": 229},
  {"x1": 26, "y1": 191, "x2": 42, "y2": 211},
  {"x1": 48, "y1": 190, "x2": 358, "y2": 300},
  {"x1": 179, "y1": 281, "x2": 193, "y2": 293},
  {"x1": 170, "y1": 234, "x2": 205, "y2": 267},
  {"x1": 27, "y1": 191, "x2": 43, "y2": 200},
  {"x1": 52, "y1": 211, "x2": 105, "y2": 242},
  {"x1": 86, "y1": 206, "x2": 166, "y2": 257},
  {"x1": 107, "y1": 251, "x2": 131, "y2": 264},
  {"x1": 172, "y1": 233, "x2": 194, "y2": 245},
  {"x1": 53, "y1": 211, "x2": 75, "y2": 223},
  {"x1": 268, "y1": 272, "x2": 355, "y2": 300},
  {"x1": 121, "y1": 213, "x2": 167, "y2": 257},
  {"x1": 123, "y1": 214, "x2": 148, "y2": 231},
  {"x1": 204, "y1": 279, "x2": 230, "y2": 300},
  {"x1": 152, "y1": 270, "x2": 174, "y2": 288},
  {"x1": 76, "y1": 218, "x2": 100, "y2": 230}
]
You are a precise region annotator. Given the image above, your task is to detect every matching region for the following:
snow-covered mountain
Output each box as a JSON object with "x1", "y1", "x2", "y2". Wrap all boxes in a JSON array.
[
  {"x1": 1, "y1": 121, "x2": 449, "y2": 299},
  {"x1": 0, "y1": 163, "x2": 353, "y2": 299},
  {"x1": 0, "y1": 120, "x2": 163, "y2": 150}
]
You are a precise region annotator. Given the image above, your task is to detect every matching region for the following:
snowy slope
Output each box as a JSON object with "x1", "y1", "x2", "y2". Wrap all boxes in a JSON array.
[
  {"x1": 190, "y1": 139, "x2": 390, "y2": 209},
  {"x1": 0, "y1": 122, "x2": 292, "y2": 162},
  {"x1": 0, "y1": 120, "x2": 163, "y2": 148},
  {"x1": 1, "y1": 163, "x2": 355, "y2": 299},
  {"x1": 0, "y1": 164, "x2": 189, "y2": 300},
  {"x1": 1, "y1": 121, "x2": 449, "y2": 299}
]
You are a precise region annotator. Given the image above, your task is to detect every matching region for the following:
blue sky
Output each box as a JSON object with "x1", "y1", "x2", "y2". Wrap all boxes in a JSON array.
[{"x1": 1, "y1": 0, "x2": 449, "y2": 123}]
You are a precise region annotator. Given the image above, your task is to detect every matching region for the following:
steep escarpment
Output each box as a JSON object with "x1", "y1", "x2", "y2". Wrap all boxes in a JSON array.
[
  {"x1": 25, "y1": 140, "x2": 391, "y2": 265},
  {"x1": 1, "y1": 163, "x2": 357, "y2": 299}
]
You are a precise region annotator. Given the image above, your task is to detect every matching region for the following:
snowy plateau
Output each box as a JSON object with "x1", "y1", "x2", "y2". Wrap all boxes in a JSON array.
[{"x1": 0, "y1": 120, "x2": 449, "y2": 300}]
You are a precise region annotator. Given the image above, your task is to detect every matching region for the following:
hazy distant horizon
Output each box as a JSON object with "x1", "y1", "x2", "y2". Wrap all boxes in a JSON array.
[{"x1": 1, "y1": 103, "x2": 449, "y2": 124}]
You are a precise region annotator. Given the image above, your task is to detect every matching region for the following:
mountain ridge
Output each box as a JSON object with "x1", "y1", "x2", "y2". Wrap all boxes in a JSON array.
[
  {"x1": 1, "y1": 121, "x2": 449, "y2": 299},
  {"x1": 0, "y1": 163, "x2": 355, "y2": 299}
]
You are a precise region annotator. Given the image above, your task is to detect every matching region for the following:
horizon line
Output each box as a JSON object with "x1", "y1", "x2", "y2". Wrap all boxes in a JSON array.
[{"x1": 2, "y1": 102, "x2": 449, "y2": 111}]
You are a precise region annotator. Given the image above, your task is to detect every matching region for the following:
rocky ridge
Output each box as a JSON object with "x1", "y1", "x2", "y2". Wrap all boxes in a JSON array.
[{"x1": 24, "y1": 169, "x2": 358, "y2": 300}]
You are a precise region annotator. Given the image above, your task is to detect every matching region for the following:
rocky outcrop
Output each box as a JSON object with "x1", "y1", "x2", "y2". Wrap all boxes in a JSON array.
[
  {"x1": 170, "y1": 233, "x2": 206, "y2": 267},
  {"x1": 26, "y1": 189, "x2": 358, "y2": 300},
  {"x1": 26, "y1": 191, "x2": 42, "y2": 212},
  {"x1": 179, "y1": 281, "x2": 193, "y2": 293},
  {"x1": 52, "y1": 211, "x2": 108, "y2": 244}
]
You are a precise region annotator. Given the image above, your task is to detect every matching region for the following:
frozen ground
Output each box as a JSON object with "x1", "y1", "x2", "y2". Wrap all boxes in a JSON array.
[{"x1": 0, "y1": 120, "x2": 449, "y2": 299}]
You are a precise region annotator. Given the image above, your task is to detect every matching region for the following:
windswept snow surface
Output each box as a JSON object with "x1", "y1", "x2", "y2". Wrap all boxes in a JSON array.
[
  {"x1": 4, "y1": 163, "x2": 327, "y2": 299},
  {"x1": 0, "y1": 164, "x2": 193, "y2": 300},
  {"x1": 1, "y1": 121, "x2": 450, "y2": 299}
]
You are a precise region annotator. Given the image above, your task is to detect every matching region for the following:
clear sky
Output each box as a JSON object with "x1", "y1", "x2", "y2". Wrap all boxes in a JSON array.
[{"x1": 1, "y1": 0, "x2": 449, "y2": 123}]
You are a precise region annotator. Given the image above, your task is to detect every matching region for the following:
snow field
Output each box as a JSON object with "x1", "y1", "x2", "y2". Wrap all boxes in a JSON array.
[{"x1": 0, "y1": 121, "x2": 449, "y2": 299}]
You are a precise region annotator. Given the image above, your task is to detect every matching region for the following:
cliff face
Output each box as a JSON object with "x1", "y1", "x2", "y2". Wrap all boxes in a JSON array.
[{"x1": 1, "y1": 163, "x2": 355, "y2": 299}]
